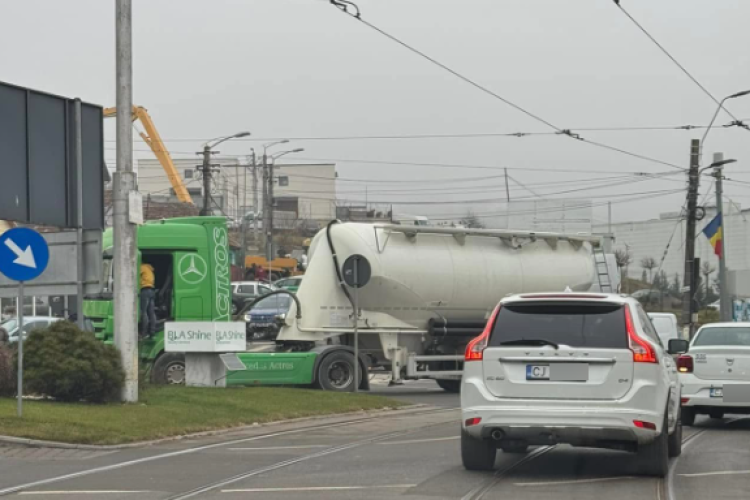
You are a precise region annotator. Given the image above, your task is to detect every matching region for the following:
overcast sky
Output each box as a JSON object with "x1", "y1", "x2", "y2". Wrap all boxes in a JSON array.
[{"x1": 2, "y1": 0, "x2": 749, "y2": 225}]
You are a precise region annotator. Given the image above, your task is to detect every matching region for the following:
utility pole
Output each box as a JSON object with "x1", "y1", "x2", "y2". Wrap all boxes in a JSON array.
[
  {"x1": 252, "y1": 152, "x2": 259, "y2": 250},
  {"x1": 200, "y1": 146, "x2": 212, "y2": 216},
  {"x1": 682, "y1": 139, "x2": 701, "y2": 338},
  {"x1": 713, "y1": 152, "x2": 731, "y2": 321},
  {"x1": 262, "y1": 153, "x2": 271, "y2": 263},
  {"x1": 608, "y1": 202, "x2": 612, "y2": 234},
  {"x1": 267, "y1": 158, "x2": 276, "y2": 263},
  {"x1": 504, "y1": 168, "x2": 510, "y2": 229},
  {"x1": 114, "y1": 0, "x2": 138, "y2": 402}
]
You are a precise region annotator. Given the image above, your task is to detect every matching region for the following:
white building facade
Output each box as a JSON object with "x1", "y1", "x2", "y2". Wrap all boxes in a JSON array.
[
  {"x1": 136, "y1": 159, "x2": 336, "y2": 223},
  {"x1": 593, "y1": 204, "x2": 750, "y2": 286}
]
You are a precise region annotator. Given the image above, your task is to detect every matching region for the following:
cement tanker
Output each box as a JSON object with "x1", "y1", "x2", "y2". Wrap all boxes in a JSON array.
[{"x1": 265, "y1": 222, "x2": 617, "y2": 392}]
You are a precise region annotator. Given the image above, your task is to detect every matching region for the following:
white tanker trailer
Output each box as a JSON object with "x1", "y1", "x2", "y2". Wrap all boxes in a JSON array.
[{"x1": 235, "y1": 222, "x2": 617, "y2": 392}]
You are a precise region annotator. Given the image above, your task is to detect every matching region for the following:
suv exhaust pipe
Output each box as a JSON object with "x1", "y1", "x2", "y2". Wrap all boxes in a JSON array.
[{"x1": 490, "y1": 429, "x2": 505, "y2": 441}]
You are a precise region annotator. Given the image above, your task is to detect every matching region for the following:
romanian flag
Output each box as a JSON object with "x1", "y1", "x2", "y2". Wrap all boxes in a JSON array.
[{"x1": 702, "y1": 213, "x2": 723, "y2": 257}]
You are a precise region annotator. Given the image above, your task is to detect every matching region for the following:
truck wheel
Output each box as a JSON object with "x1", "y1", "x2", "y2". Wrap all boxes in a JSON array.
[
  {"x1": 461, "y1": 429, "x2": 496, "y2": 471},
  {"x1": 436, "y1": 379, "x2": 461, "y2": 393},
  {"x1": 152, "y1": 353, "x2": 186, "y2": 385},
  {"x1": 682, "y1": 407, "x2": 696, "y2": 426},
  {"x1": 636, "y1": 412, "x2": 669, "y2": 477},
  {"x1": 316, "y1": 351, "x2": 361, "y2": 392}
]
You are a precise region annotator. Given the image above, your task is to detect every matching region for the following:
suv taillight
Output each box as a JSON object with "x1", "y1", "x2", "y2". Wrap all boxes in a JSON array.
[
  {"x1": 465, "y1": 306, "x2": 500, "y2": 362},
  {"x1": 624, "y1": 304, "x2": 657, "y2": 363},
  {"x1": 677, "y1": 355, "x2": 694, "y2": 373}
]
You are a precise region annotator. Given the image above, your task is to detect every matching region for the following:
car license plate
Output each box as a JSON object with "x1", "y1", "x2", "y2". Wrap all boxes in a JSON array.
[
  {"x1": 710, "y1": 388, "x2": 723, "y2": 398},
  {"x1": 526, "y1": 365, "x2": 550, "y2": 380},
  {"x1": 253, "y1": 322, "x2": 272, "y2": 328}
]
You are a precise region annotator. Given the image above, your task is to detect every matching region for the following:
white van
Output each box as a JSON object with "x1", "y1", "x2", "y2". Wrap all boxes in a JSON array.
[{"x1": 647, "y1": 312, "x2": 682, "y2": 345}]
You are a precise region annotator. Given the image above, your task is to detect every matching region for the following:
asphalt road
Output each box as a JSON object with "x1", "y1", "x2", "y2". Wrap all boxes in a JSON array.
[{"x1": 0, "y1": 383, "x2": 748, "y2": 500}]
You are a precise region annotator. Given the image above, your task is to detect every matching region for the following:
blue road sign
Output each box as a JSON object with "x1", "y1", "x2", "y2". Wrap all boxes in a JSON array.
[{"x1": 0, "y1": 228, "x2": 49, "y2": 282}]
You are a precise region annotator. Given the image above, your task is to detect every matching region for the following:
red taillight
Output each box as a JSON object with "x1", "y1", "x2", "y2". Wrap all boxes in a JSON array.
[
  {"x1": 465, "y1": 417, "x2": 482, "y2": 427},
  {"x1": 625, "y1": 305, "x2": 657, "y2": 363},
  {"x1": 677, "y1": 355, "x2": 694, "y2": 373},
  {"x1": 465, "y1": 306, "x2": 501, "y2": 362},
  {"x1": 633, "y1": 420, "x2": 657, "y2": 430},
  {"x1": 681, "y1": 397, "x2": 690, "y2": 405}
]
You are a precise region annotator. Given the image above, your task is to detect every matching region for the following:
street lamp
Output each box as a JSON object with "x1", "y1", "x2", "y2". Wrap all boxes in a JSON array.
[
  {"x1": 199, "y1": 131, "x2": 251, "y2": 216},
  {"x1": 700, "y1": 90, "x2": 750, "y2": 152},
  {"x1": 265, "y1": 147, "x2": 304, "y2": 263},
  {"x1": 699, "y1": 158, "x2": 737, "y2": 174}
]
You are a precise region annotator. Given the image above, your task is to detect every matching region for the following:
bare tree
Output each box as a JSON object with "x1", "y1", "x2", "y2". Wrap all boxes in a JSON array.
[
  {"x1": 614, "y1": 249, "x2": 632, "y2": 273},
  {"x1": 640, "y1": 256, "x2": 657, "y2": 284},
  {"x1": 614, "y1": 248, "x2": 633, "y2": 293},
  {"x1": 463, "y1": 211, "x2": 484, "y2": 229},
  {"x1": 701, "y1": 261, "x2": 716, "y2": 301}
]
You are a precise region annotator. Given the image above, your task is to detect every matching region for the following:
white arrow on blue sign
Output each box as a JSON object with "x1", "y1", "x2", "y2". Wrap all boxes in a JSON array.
[{"x1": 0, "y1": 228, "x2": 50, "y2": 282}]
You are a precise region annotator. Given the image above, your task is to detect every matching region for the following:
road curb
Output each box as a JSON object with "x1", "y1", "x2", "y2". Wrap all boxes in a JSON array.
[{"x1": 0, "y1": 404, "x2": 434, "y2": 450}]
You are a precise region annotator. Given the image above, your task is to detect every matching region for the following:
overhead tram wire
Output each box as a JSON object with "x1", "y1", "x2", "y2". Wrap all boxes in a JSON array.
[
  {"x1": 614, "y1": 1, "x2": 745, "y2": 126},
  {"x1": 328, "y1": 0, "x2": 686, "y2": 171},
  {"x1": 104, "y1": 119, "x2": 748, "y2": 144},
  {"x1": 424, "y1": 188, "x2": 686, "y2": 221}
]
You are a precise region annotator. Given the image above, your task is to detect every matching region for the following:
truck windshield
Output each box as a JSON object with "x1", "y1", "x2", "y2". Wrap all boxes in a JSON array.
[
  {"x1": 101, "y1": 255, "x2": 114, "y2": 294},
  {"x1": 490, "y1": 302, "x2": 628, "y2": 349}
]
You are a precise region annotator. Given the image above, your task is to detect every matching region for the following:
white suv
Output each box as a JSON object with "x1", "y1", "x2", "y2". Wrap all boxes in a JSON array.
[
  {"x1": 461, "y1": 293, "x2": 685, "y2": 477},
  {"x1": 678, "y1": 322, "x2": 750, "y2": 424}
]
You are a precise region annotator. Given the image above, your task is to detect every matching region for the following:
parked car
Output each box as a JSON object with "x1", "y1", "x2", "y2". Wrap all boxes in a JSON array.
[
  {"x1": 648, "y1": 312, "x2": 683, "y2": 345},
  {"x1": 273, "y1": 276, "x2": 303, "y2": 293},
  {"x1": 678, "y1": 322, "x2": 750, "y2": 425},
  {"x1": 461, "y1": 292, "x2": 683, "y2": 477},
  {"x1": 231, "y1": 281, "x2": 275, "y2": 315},
  {"x1": 0, "y1": 316, "x2": 62, "y2": 343},
  {"x1": 243, "y1": 294, "x2": 293, "y2": 341}
]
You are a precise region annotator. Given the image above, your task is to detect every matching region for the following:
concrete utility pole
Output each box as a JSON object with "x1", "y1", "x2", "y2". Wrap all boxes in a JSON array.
[
  {"x1": 682, "y1": 139, "x2": 701, "y2": 338},
  {"x1": 200, "y1": 146, "x2": 213, "y2": 216},
  {"x1": 114, "y1": 0, "x2": 138, "y2": 402},
  {"x1": 262, "y1": 153, "x2": 272, "y2": 263},
  {"x1": 252, "y1": 152, "x2": 259, "y2": 250},
  {"x1": 713, "y1": 152, "x2": 731, "y2": 321},
  {"x1": 199, "y1": 132, "x2": 251, "y2": 217},
  {"x1": 268, "y1": 158, "x2": 276, "y2": 262}
]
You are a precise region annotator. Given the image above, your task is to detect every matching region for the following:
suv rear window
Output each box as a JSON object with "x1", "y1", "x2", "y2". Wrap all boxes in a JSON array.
[{"x1": 489, "y1": 302, "x2": 628, "y2": 349}]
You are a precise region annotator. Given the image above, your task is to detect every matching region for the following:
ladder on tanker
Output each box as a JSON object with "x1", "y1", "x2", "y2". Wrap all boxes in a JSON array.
[{"x1": 593, "y1": 246, "x2": 613, "y2": 293}]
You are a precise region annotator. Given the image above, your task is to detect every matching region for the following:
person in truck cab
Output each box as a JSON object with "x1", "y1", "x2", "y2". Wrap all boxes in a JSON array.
[{"x1": 139, "y1": 262, "x2": 157, "y2": 338}]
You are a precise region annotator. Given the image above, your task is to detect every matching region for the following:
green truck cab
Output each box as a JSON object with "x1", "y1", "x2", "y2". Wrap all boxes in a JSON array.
[{"x1": 83, "y1": 217, "x2": 233, "y2": 384}]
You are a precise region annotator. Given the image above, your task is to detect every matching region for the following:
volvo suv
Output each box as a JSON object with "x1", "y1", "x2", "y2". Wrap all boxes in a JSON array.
[{"x1": 460, "y1": 293, "x2": 685, "y2": 477}]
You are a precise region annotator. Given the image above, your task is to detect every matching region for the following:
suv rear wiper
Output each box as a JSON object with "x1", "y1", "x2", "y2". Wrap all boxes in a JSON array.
[{"x1": 498, "y1": 339, "x2": 560, "y2": 349}]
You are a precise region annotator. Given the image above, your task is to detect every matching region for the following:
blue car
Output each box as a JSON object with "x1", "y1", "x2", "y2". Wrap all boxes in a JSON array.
[{"x1": 243, "y1": 294, "x2": 292, "y2": 341}]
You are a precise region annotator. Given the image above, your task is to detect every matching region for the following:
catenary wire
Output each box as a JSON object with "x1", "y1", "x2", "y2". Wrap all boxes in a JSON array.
[{"x1": 329, "y1": 2, "x2": 686, "y2": 171}]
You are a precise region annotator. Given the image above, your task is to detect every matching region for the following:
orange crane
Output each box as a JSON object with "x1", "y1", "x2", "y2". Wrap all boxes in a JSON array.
[{"x1": 103, "y1": 106, "x2": 193, "y2": 204}]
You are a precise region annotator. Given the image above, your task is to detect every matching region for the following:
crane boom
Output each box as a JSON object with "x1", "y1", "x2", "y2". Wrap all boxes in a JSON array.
[{"x1": 103, "y1": 106, "x2": 193, "y2": 204}]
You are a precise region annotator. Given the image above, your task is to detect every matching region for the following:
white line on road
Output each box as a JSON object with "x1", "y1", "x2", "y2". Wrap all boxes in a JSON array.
[
  {"x1": 514, "y1": 476, "x2": 636, "y2": 487},
  {"x1": 221, "y1": 485, "x2": 416, "y2": 493},
  {"x1": 20, "y1": 492, "x2": 151, "y2": 496},
  {"x1": 228, "y1": 445, "x2": 329, "y2": 451},
  {"x1": 679, "y1": 470, "x2": 750, "y2": 478},
  {"x1": 378, "y1": 436, "x2": 458, "y2": 445}
]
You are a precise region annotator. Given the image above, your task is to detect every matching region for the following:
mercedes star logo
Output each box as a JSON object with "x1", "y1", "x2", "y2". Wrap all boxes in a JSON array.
[
  {"x1": 178, "y1": 253, "x2": 208, "y2": 284},
  {"x1": 726, "y1": 358, "x2": 735, "y2": 366}
]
